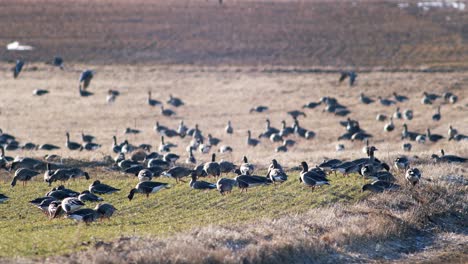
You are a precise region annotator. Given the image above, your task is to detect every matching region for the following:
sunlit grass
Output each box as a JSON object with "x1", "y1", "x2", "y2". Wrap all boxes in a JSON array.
[{"x1": 0, "y1": 170, "x2": 368, "y2": 257}]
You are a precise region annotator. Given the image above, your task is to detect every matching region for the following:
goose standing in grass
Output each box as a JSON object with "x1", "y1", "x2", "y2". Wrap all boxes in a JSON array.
[
  {"x1": 403, "y1": 109, "x2": 413, "y2": 120},
  {"x1": 67, "y1": 208, "x2": 100, "y2": 224},
  {"x1": 378, "y1": 96, "x2": 396, "y2": 106},
  {"x1": 394, "y1": 156, "x2": 410, "y2": 171},
  {"x1": 393, "y1": 92, "x2": 408, "y2": 102},
  {"x1": 427, "y1": 129, "x2": 444, "y2": 142},
  {"x1": 259, "y1": 119, "x2": 279, "y2": 138},
  {"x1": 190, "y1": 172, "x2": 216, "y2": 190},
  {"x1": 247, "y1": 130, "x2": 260, "y2": 147},
  {"x1": 0, "y1": 193, "x2": 9, "y2": 203},
  {"x1": 393, "y1": 107, "x2": 402, "y2": 119},
  {"x1": 186, "y1": 147, "x2": 196, "y2": 164},
  {"x1": 401, "y1": 124, "x2": 420, "y2": 141},
  {"x1": 162, "y1": 166, "x2": 192, "y2": 183},
  {"x1": 448, "y1": 125, "x2": 458, "y2": 141},
  {"x1": 167, "y1": 94, "x2": 184, "y2": 107},
  {"x1": 240, "y1": 156, "x2": 255, "y2": 175},
  {"x1": 376, "y1": 114, "x2": 387, "y2": 122},
  {"x1": 203, "y1": 153, "x2": 221, "y2": 178},
  {"x1": 384, "y1": 117, "x2": 395, "y2": 132},
  {"x1": 177, "y1": 120, "x2": 188, "y2": 138},
  {"x1": 81, "y1": 132, "x2": 95, "y2": 143},
  {"x1": 159, "y1": 136, "x2": 176, "y2": 152},
  {"x1": 338, "y1": 71, "x2": 357, "y2": 86},
  {"x1": 234, "y1": 171, "x2": 272, "y2": 192},
  {"x1": 61, "y1": 197, "x2": 85, "y2": 213},
  {"x1": 33, "y1": 89, "x2": 49, "y2": 96},
  {"x1": 216, "y1": 177, "x2": 237, "y2": 195},
  {"x1": 208, "y1": 134, "x2": 221, "y2": 146},
  {"x1": 48, "y1": 201, "x2": 64, "y2": 219},
  {"x1": 138, "y1": 169, "x2": 154, "y2": 182},
  {"x1": 79, "y1": 70, "x2": 94, "y2": 90},
  {"x1": 78, "y1": 190, "x2": 103, "y2": 203},
  {"x1": 423, "y1": 92, "x2": 440, "y2": 101},
  {"x1": 83, "y1": 141, "x2": 101, "y2": 151},
  {"x1": 160, "y1": 106, "x2": 176, "y2": 117},
  {"x1": 402, "y1": 143, "x2": 412, "y2": 152},
  {"x1": 89, "y1": 180, "x2": 120, "y2": 195},
  {"x1": 359, "y1": 93, "x2": 374, "y2": 104},
  {"x1": 275, "y1": 141, "x2": 288, "y2": 152},
  {"x1": 225, "y1": 121, "x2": 233, "y2": 135},
  {"x1": 219, "y1": 160, "x2": 236, "y2": 175},
  {"x1": 362, "y1": 181, "x2": 399, "y2": 193},
  {"x1": 163, "y1": 153, "x2": 180, "y2": 165},
  {"x1": 432, "y1": 149, "x2": 467, "y2": 163},
  {"x1": 302, "y1": 101, "x2": 321, "y2": 109},
  {"x1": 106, "y1": 89, "x2": 119, "y2": 104},
  {"x1": 299, "y1": 161, "x2": 330, "y2": 189},
  {"x1": 432, "y1": 106, "x2": 441, "y2": 121},
  {"x1": 405, "y1": 168, "x2": 421, "y2": 186},
  {"x1": 12, "y1": 60, "x2": 24, "y2": 78},
  {"x1": 66, "y1": 132, "x2": 83, "y2": 151},
  {"x1": 288, "y1": 110, "x2": 306, "y2": 119},
  {"x1": 279, "y1": 120, "x2": 294, "y2": 137},
  {"x1": 147, "y1": 91, "x2": 161, "y2": 106},
  {"x1": 11, "y1": 168, "x2": 40, "y2": 187},
  {"x1": 219, "y1": 145, "x2": 233, "y2": 153},
  {"x1": 267, "y1": 159, "x2": 288, "y2": 184},
  {"x1": 95, "y1": 203, "x2": 117, "y2": 219},
  {"x1": 128, "y1": 181, "x2": 169, "y2": 200}
]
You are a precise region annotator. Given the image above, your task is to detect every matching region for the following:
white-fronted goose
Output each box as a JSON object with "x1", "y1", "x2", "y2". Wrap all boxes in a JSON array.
[
  {"x1": 95, "y1": 203, "x2": 117, "y2": 219},
  {"x1": 78, "y1": 190, "x2": 103, "y2": 203},
  {"x1": 275, "y1": 141, "x2": 288, "y2": 152},
  {"x1": 405, "y1": 168, "x2": 421, "y2": 186},
  {"x1": 219, "y1": 145, "x2": 233, "y2": 153},
  {"x1": 67, "y1": 208, "x2": 100, "y2": 224},
  {"x1": 79, "y1": 70, "x2": 94, "y2": 90},
  {"x1": 163, "y1": 153, "x2": 180, "y2": 165},
  {"x1": 225, "y1": 121, "x2": 233, "y2": 135},
  {"x1": 89, "y1": 180, "x2": 120, "y2": 194},
  {"x1": 148, "y1": 91, "x2": 161, "y2": 106},
  {"x1": 247, "y1": 130, "x2": 260, "y2": 147},
  {"x1": 216, "y1": 177, "x2": 237, "y2": 195},
  {"x1": 159, "y1": 136, "x2": 176, "y2": 153},
  {"x1": 190, "y1": 172, "x2": 216, "y2": 190},
  {"x1": 208, "y1": 134, "x2": 221, "y2": 146},
  {"x1": 432, "y1": 149, "x2": 467, "y2": 163},
  {"x1": 267, "y1": 159, "x2": 287, "y2": 184},
  {"x1": 288, "y1": 110, "x2": 306, "y2": 119},
  {"x1": 279, "y1": 120, "x2": 294, "y2": 137},
  {"x1": 302, "y1": 101, "x2": 321, "y2": 109},
  {"x1": 186, "y1": 147, "x2": 196, "y2": 164},
  {"x1": 128, "y1": 181, "x2": 169, "y2": 200},
  {"x1": 167, "y1": 94, "x2": 184, "y2": 107},
  {"x1": 299, "y1": 162, "x2": 330, "y2": 188},
  {"x1": 403, "y1": 109, "x2": 413, "y2": 120},
  {"x1": 66, "y1": 132, "x2": 83, "y2": 151},
  {"x1": 12, "y1": 60, "x2": 24, "y2": 78},
  {"x1": 376, "y1": 114, "x2": 387, "y2": 122},
  {"x1": 11, "y1": 168, "x2": 39, "y2": 187},
  {"x1": 33, "y1": 89, "x2": 49, "y2": 96},
  {"x1": 178, "y1": 121, "x2": 188, "y2": 138},
  {"x1": 219, "y1": 160, "x2": 236, "y2": 174},
  {"x1": 378, "y1": 96, "x2": 396, "y2": 106},
  {"x1": 362, "y1": 180, "x2": 399, "y2": 193},
  {"x1": 402, "y1": 143, "x2": 412, "y2": 152},
  {"x1": 393, "y1": 92, "x2": 408, "y2": 102},
  {"x1": 138, "y1": 169, "x2": 154, "y2": 182},
  {"x1": 401, "y1": 124, "x2": 419, "y2": 141},
  {"x1": 0, "y1": 193, "x2": 9, "y2": 203},
  {"x1": 160, "y1": 106, "x2": 176, "y2": 117},
  {"x1": 394, "y1": 156, "x2": 410, "y2": 171},
  {"x1": 384, "y1": 117, "x2": 395, "y2": 132},
  {"x1": 162, "y1": 166, "x2": 192, "y2": 183},
  {"x1": 61, "y1": 197, "x2": 85, "y2": 213},
  {"x1": 427, "y1": 129, "x2": 443, "y2": 142},
  {"x1": 240, "y1": 156, "x2": 254, "y2": 175},
  {"x1": 249, "y1": 105, "x2": 268, "y2": 113},
  {"x1": 234, "y1": 173, "x2": 272, "y2": 192},
  {"x1": 359, "y1": 93, "x2": 374, "y2": 104},
  {"x1": 393, "y1": 107, "x2": 402, "y2": 119},
  {"x1": 203, "y1": 153, "x2": 221, "y2": 178}
]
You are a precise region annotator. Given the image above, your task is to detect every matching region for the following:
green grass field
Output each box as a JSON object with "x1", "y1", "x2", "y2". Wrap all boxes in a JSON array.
[{"x1": 0, "y1": 170, "x2": 369, "y2": 257}]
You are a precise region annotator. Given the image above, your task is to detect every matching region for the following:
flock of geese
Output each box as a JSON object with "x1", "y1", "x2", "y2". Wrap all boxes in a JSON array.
[{"x1": 0, "y1": 61, "x2": 466, "y2": 224}]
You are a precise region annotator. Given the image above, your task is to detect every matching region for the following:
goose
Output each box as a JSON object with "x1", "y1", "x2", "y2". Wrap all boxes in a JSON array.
[
  {"x1": 423, "y1": 92, "x2": 440, "y2": 101},
  {"x1": 249, "y1": 105, "x2": 268, "y2": 113},
  {"x1": 48, "y1": 201, "x2": 64, "y2": 219},
  {"x1": 443, "y1": 92, "x2": 455, "y2": 102},
  {"x1": 393, "y1": 107, "x2": 402, "y2": 119},
  {"x1": 146, "y1": 166, "x2": 165, "y2": 177},
  {"x1": 160, "y1": 106, "x2": 176, "y2": 117},
  {"x1": 33, "y1": 89, "x2": 49, "y2": 96},
  {"x1": 426, "y1": 129, "x2": 444, "y2": 142},
  {"x1": 287, "y1": 110, "x2": 306, "y2": 119},
  {"x1": 267, "y1": 159, "x2": 288, "y2": 184},
  {"x1": 130, "y1": 150, "x2": 147, "y2": 162},
  {"x1": 193, "y1": 164, "x2": 207, "y2": 177},
  {"x1": 198, "y1": 142, "x2": 212, "y2": 154},
  {"x1": 147, "y1": 159, "x2": 170, "y2": 169},
  {"x1": 83, "y1": 142, "x2": 101, "y2": 151},
  {"x1": 225, "y1": 121, "x2": 233, "y2": 134},
  {"x1": 167, "y1": 94, "x2": 184, "y2": 107},
  {"x1": 318, "y1": 159, "x2": 343, "y2": 173},
  {"x1": 147, "y1": 91, "x2": 161, "y2": 106},
  {"x1": 66, "y1": 208, "x2": 100, "y2": 224},
  {"x1": 378, "y1": 96, "x2": 396, "y2": 106},
  {"x1": 216, "y1": 178, "x2": 237, "y2": 195},
  {"x1": 123, "y1": 165, "x2": 144, "y2": 176},
  {"x1": 421, "y1": 95, "x2": 432, "y2": 105},
  {"x1": 89, "y1": 180, "x2": 120, "y2": 195},
  {"x1": 0, "y1": 147, "x2": 9, "y2": 169},
  {"x1": 118, "y1": 159, "x2": 140, "y2": 170},
  {"x1": 240, "y1": 156, "x2": 255, "y2": 175},
  {"x1": 219, "y1": 160, "x2": 236, "y2": 175},
  {"x1": 293, "y1": 119, "x2": 308, "y2": 137},
  {"x1": 299, "y1": 162, "x2": 330, "y2": 188},
  {"x1": 0, "y1": 193, "x2": 9, "y2": 203},
  {"x1": 66, "y1": 132, "x2": 83, "y2": 151},
  {"x1": 159, "y1": 136, "x2": 176, "y2": 152},
  {"x1": 270, "y1": 133, "x2": 282, "y2": 143},
  {"x1": 13, "y1": 60, "x2": 24, "y2": 78},
  {"x1": 161, "y1": 166, "x2": 192, "y2": 183},
  {"x1": 138, "y1": 169, "x2": 154, "y2": 182},
  {"x1": 124, "y1": 128, "x2": 141, "y2": 135},
  {"x1": 448, "y1": 125, "x2": 458, "y2": 140},
  {"x1": 302, "y1": 101, "x2": 321, "y2": 109},
  {"x1": 351, "y1": 131, "x2": 372, "y2": 141},
  {"x1": 247, "y1": 130, "x2": 260, "y2": 147},
  {"x1": 305, "y1": 130, "x2": 316, "y2": 139},
  {"x1": 376, "y1": 114, "x2": 387, "y2": 122},
  {"x1": 384, "y1": 117, "x2": 395, "y2": 132},
  {"x1": 177, "y1": 121, "x2": 188, "y2": 138},
  {"x1": 394, "y1": 156, "x2": 410, "y2": 171},
  {"x1": 338, "y1": 71, "x2": 357, "y2": 86},
  {"x1": 432, "y1": 149, "x2": 467, "y2": 163},
  {"x1": 11, "y1": 168, "x2": 40, "y2": 187},
  {"x1": 403, "y1": 109, "x2": 413, "y2": 120},
  {"x1": 219, "y1": 145, "x2": 233, "y2": 153},
  {"x1": 78, "y1": 190, "x2": 103, "y2": 203},
  {"x1": 279, "y1": 120, "x2": 294, "y2": 137},
  {"x1": 154, "y1": 122, "x2": 169, "y2": 134},
  {"x1": 449, "y1": 94, "x2": 457, "y2": 104},
  {"x1": 10, "y1": 157, "x2": 45, "y2": 171},
  {"x1": 95, "y1": 203, "x2": 117, "y2": 219},
  {"x1": 190, "y1": 172, "x2": 216, "y2": 190},
  {"x1": 275, "y1": 141, "x2": 288, "y2": 152},
  {"x1": 61, "y1": 197, "x2": 85, "y2": 213},
  {"x1": 332, "y1": 161, "x2": 359, "y2": 175},
  {"x1": 359, "y1": 93, "x2": 374, "y2": 104},
  {"x1": 405, "y1": 168, "x2": 421, "y2": 186},
  {"x1": 259, "y1": 119, "x2": 279, "y2": 138},
  {"x1": 46, "y1": 188, "x2": 77, "y2": 201},
  {"x1": 46, "y1": 169, "x2": 73, "y2": 185},
  {"x1": 203, "y1": 153, "x2": 221, "y2": 178},
  {"x1": 128, "y1": 181, "x2": 169, "y2": 200},
  {"x1": 81, "y1": 132, "x2": 95, "y2": 143},
  {"x1": 401, "y1": 124, "x2": 420, "y2": 141},
  {"x1": 5, "y1": 140, "x2": 20, "y2": 151},
  {"x1": 79, "y1": 69, "x2": 94, "y2": 90},
  {"x1": 362, "y1": 181, "x2": 399, "y2": 193},
  {"x1": 416, "y1": 134, "x2": 426, "y2": 144},
  {"x1": 432, "y1": 106, "x2": 441, "y2": 121},
  {"x1": 111, "y1": 136, "x2": 123, "y2": 153},
  {"x1": 187, "y1": 124, "x2": 203, "y2": 139},
  {"x1": 235, "y1": 172, "x2": 272, "y2": 192},
  {"x1": 208, "y1": 134, "x2": 221, "y2": 146},
  {"x1": 336, "y1": 144, "x2": 345, "y2": 151},
  {"x1": 186, "y1": 147, "x2": 196, "y2": 164},
  {"x1": 163, "y1": 153, "x2": 180, "y2": 165},
  {"x1": 65, "y1": 168, "x2": 90, "y2": 181},
  {"x1": 393, "y1": 92, "x2": 408, "y2": 102},
  {"x1": 106, "y1": 89, "x2": 118, "y2": 103},
  {"x1": 402, "y1": 143, "x2": 412, "y2": 152}
]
